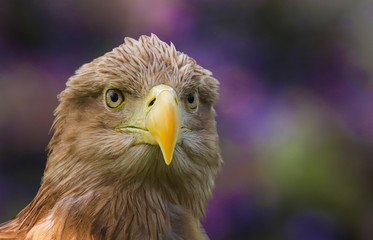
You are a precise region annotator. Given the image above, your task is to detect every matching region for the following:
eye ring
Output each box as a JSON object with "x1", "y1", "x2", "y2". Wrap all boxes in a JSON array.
[
  {"x1": 186, "y1": 90, "x2": 199, "y2": 112},
  {"x1": 105, "y1": 88, "x2": 125, "y2": 110}
]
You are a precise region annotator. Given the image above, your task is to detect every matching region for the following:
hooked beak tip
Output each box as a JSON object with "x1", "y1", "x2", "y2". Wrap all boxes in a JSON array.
[{"x1": 145, "y1": 85, "x2": 181, "y2": 165}]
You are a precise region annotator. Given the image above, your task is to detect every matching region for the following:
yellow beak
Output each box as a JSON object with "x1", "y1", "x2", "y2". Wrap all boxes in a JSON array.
[{"x1": 145, "y1": 85, "x2": 181, "y2": 165}]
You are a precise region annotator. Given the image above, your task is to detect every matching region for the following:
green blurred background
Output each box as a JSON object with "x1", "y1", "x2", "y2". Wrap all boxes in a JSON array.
[{"x1": 0, "y1": 0, "x2": 373, "y2": 239}]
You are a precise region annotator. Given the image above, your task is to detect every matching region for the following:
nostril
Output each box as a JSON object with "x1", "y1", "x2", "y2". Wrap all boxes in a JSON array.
[{"x1": 148, "y1": 98, "x2": 156, "y2": 107}]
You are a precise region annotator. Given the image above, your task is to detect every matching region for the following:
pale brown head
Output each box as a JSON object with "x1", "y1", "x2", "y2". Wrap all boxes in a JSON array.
[
  {"x1": 44, "y1": 34, "x2": 222, "y2": 217},
  {"x1": 0, "y1": 34, "x2": 222, "y2": 239}
]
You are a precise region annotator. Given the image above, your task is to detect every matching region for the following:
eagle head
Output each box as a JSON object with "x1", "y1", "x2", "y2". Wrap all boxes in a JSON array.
[{"x1": 0, "y1": 34, "x2": 222, "y2": 240}]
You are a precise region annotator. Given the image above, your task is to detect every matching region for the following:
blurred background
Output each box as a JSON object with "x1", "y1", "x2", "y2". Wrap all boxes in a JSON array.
[{"x1": 1, "y1": 0, "x2": 373, "y2": 239}]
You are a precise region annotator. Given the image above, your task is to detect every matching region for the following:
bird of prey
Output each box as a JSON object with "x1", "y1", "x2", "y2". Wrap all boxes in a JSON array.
[{"x1": 0, "y1": 34, "x2": 222, "y2": 240}]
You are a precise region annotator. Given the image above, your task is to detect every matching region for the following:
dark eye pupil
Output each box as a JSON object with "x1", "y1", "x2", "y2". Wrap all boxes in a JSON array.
[
  {"x1": 187, "y1": 94, "x2": 194, "y2": 103},
  {"x1": 110, "y1": 92, "x2": 119, "y2": 102}
]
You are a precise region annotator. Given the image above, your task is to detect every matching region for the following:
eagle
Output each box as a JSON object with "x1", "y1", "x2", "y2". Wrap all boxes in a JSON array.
[{"x1": 0, "y1": 34, "x2": 222, "y2": 240}]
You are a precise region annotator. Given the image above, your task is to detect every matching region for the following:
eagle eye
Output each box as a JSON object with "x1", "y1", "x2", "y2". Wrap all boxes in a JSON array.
[
  {"x1": 105, "y1": 88, "x2": 125, "y2": 110},
  {"x1": 186, "y1": 90, "x2": 199, "y2": 112}
]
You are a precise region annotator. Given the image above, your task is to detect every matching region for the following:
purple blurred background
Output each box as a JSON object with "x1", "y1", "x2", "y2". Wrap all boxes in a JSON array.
[{"x1": 1, "y1": 0, "x2": 373, "y2": 239}]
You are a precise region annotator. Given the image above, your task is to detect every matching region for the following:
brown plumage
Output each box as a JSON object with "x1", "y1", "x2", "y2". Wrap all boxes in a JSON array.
[{"x1": 0, "y1": 34, "x2": 221, "y2": 240}]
